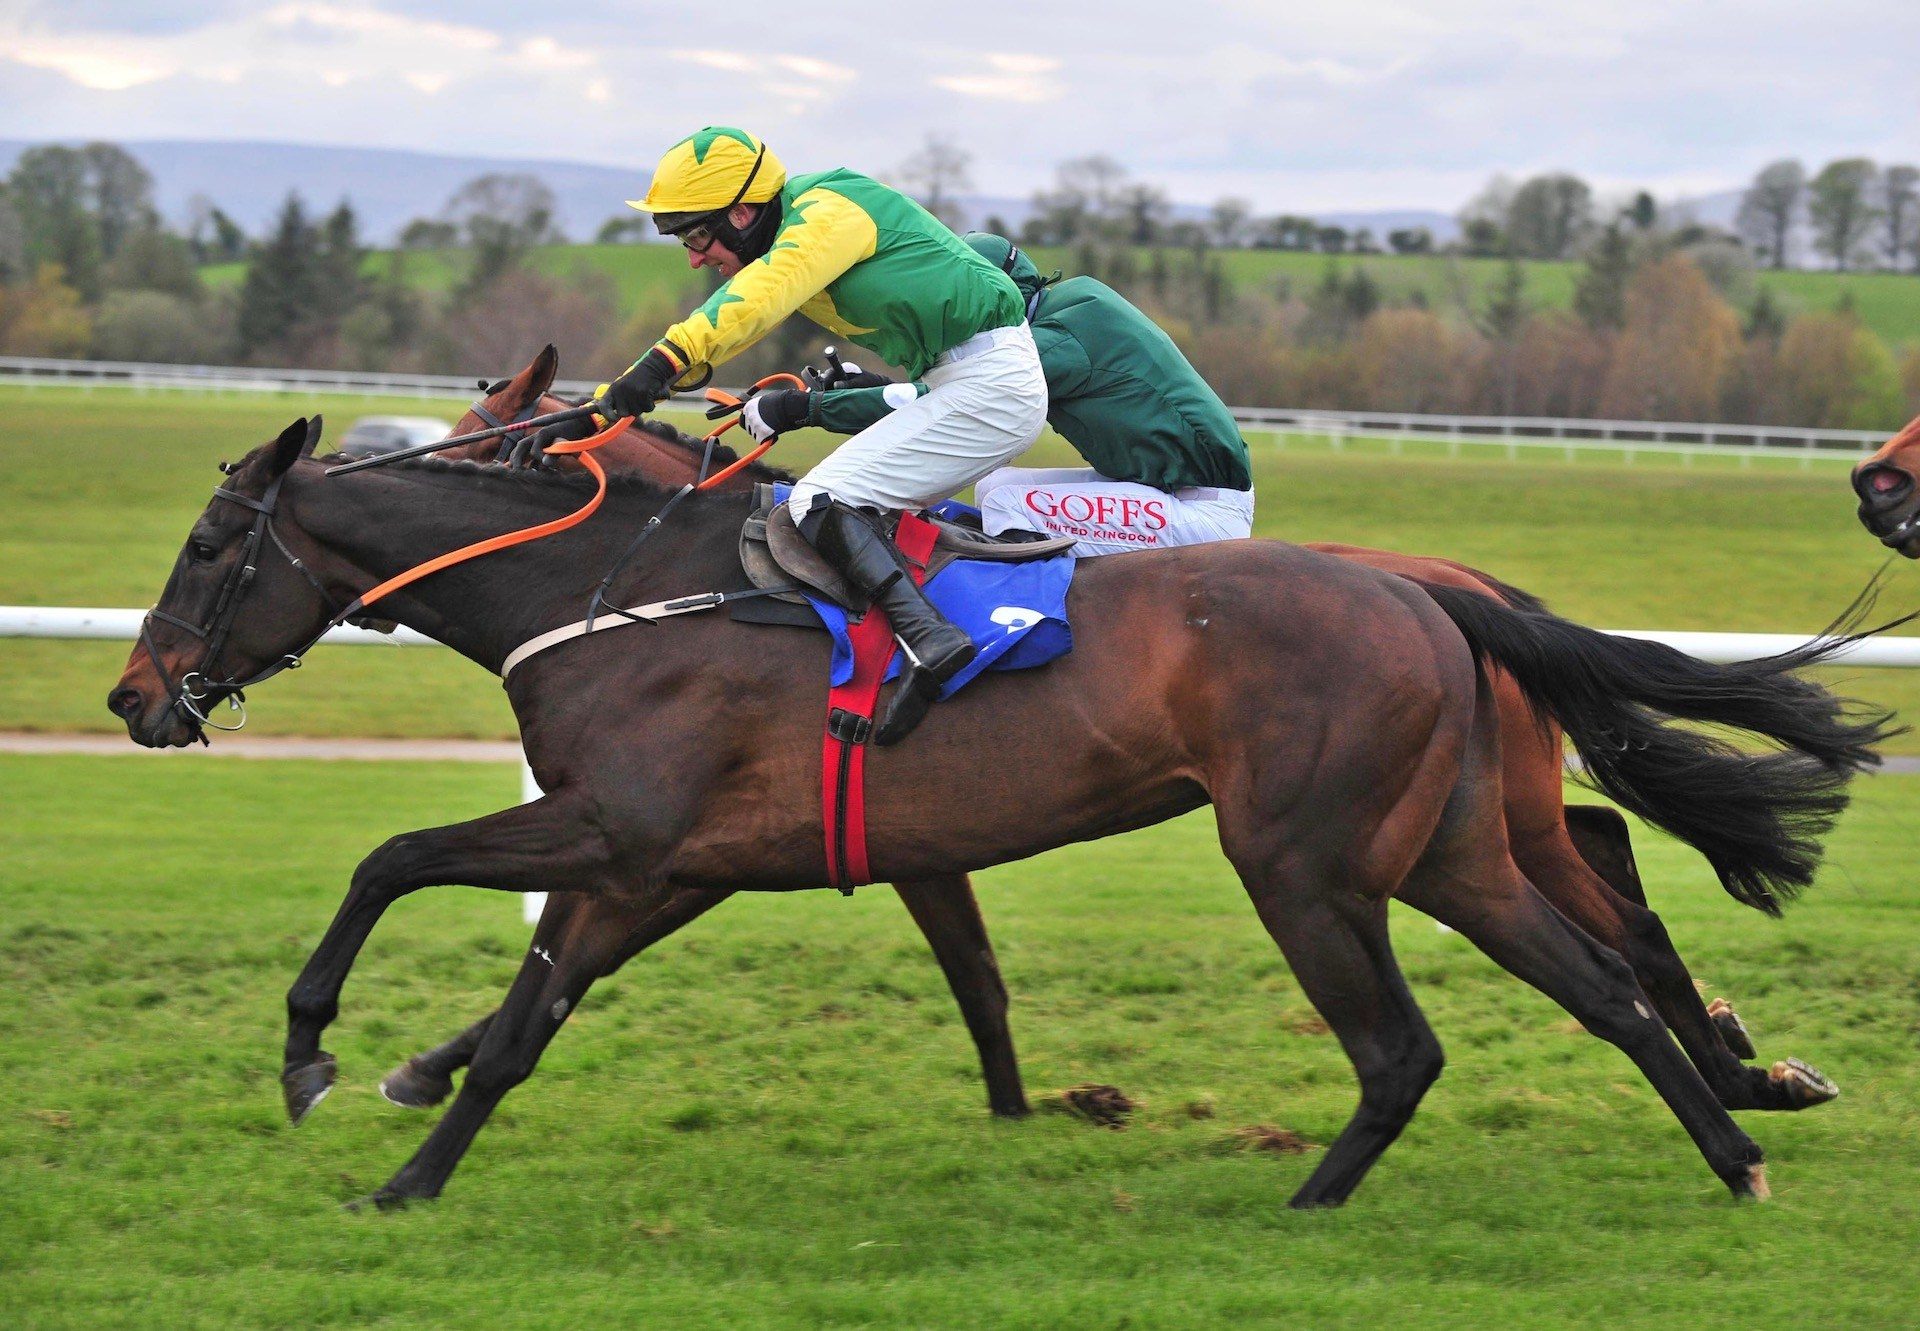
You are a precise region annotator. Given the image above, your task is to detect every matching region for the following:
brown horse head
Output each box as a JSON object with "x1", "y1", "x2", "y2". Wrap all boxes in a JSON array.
[
  {"x1": 1851, "y1": 413, "x2": 1920, "y2": 555},
  {"x1": 107, "y1": 418, "x2": 344, "y2": 748}
]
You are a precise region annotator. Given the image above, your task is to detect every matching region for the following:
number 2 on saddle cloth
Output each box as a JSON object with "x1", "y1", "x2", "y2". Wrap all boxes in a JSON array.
[{"x1": 822, "y1": 511, "x2": 940, "y2": 893}]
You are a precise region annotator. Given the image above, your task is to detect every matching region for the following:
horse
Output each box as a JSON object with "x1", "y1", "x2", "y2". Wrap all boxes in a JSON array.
[
  {"x1": 1852, "y1": 413, "x2": 1920, "y2": 555},
  {"x1": 111, "y1": 415, "x2": 1886, "y2": 1210},
  {"x1": 376, "y1": 347, "x2": 1839, "y2": 1122}
]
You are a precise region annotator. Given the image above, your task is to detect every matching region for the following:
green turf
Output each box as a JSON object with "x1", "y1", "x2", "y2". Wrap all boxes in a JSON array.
[
  {"x1": 7, "y1": 384, "x2": 1915, "y2": 747},
  {"x1": 1, "y1": 753, "x2": 1915, "y2": 1327}
]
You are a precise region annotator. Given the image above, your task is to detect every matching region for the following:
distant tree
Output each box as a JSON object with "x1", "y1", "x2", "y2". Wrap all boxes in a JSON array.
[
  {"x1": 1770, "y1": 312, "x2": 1904, "y2": 429},
  {"x1": 1355, "y1": 308, "x2": 1472, "y2": 412},
  {"x1": 1736, "y1": 159, "x2": 1805, "y2": 270},
  {"x1": 1351, "y1": 227, "x2": 1380, "y2": 255},
  {"x1": 594, "y1": 216, "x2": 650, "y2": 244},
  {"x1": 444, "y1": 173, "x2": 561, "y2": 295},
  {"x1": 400, "y1": 217, "x2": 458, "y2": 250},
  {"x1": 1599, "y1": 254, "x2": 1741, "y2": 421},
  {"x1": 6, "y1": 146, "x2": 104, "y2": 299},
  {"x1": 1252, "y1": 214, "x2": 1317, "y2": 251},
  {"x1": 1342, "y1": 268, "x2": 1380, "y2": 320},
  {"x1": 1477, "y1": 259, "x2": 1531, "y2": 412},
  {"x1": 980, "y1": 214, "x2": 1010, "y2": 239},
  {"x1": 1808, "y1": 159, "x2": 1883, "y2": 271},
  {"x1": 1505, "y1": 173, "x2": 1593, "y2": 260},
  {"x1": 0, "y1": 263, "x2": 92, "y2": 356},
  {"x1": 208, "y1": 208, "x2": 247, "y2": 263},
  {"x1": 1459, "y1": 217, "x2": 1506, "y2": 257},
  {"x1": 892, "y1": 135, "x2": 972, "y2": 230},
  {"x1": 1745, "y1": 286, "x2": 1787, "y2": 342},
  {"x1": 236, "y1": 193, "x2": 322, "y2": 359},
  {"x1": 1208, "y1": 197, "x2": 1252, "y2": 248},
  {"x1": 1626, "y1": 191, "x2": 1659, "y2": 232},
  {"x1": 313, "y1": 201, "x2": 367, "y2": 323},
  {"x1": 0, "y1": 190, "x2": 25, "y2": 284},
  {"x1": 1881, "y1": 164, "x2": 1918, "y2": 272},
  {"x1": 1027, "y1": 156, "x2": 1127, "y2": 244},
  {"x1": 104, "y1": 225, "x2": 202, "y2": 300},
  {"x1": 92, "y1": 291, "x2": 224, "y2": 362},
  {"x1": 1314, "y1": 225, "x2": 1349, "y2": 254},
  {"x1": 77, "y1": 142, "x2": 156, "y2": 259},
  {"x1": 1573, "y1": 224, "x2": 1633, "y2": 332},
  {"x1": 1387, "y1": 227, "x2": 1433, "y2": 254},
  {"x1": 1115, "y1": 183, "x2": 1170, "y2": 245}
]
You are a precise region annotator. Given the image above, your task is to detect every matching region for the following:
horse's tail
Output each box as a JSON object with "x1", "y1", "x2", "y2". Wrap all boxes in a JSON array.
[{"x1": 1410, "y1": 577, "x2": 1905, "y2": 915}]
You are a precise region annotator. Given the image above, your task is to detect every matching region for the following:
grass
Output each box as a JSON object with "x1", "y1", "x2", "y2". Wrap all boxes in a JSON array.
[
  {"x1": 201, "y1": 242, "x2": 1920, "y2": 348},
  {"x1": 6, "y1": 384, "x2": 1915, "y2": 746},
  {"x1": 1, "y1": 753, "x2": 1916, "y2": 1327}
]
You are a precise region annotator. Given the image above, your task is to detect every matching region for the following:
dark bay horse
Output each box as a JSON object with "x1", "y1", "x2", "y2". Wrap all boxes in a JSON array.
[
  {"x1": 382, "y1": 348, "x2": 1839, "y2": 1121},
  {"x1": 1852, "y1": 413, "x2": 1920, "y2": 555},
  {"x1": 111, "y1": 417, "x2": 1886, "y2": 1209}
]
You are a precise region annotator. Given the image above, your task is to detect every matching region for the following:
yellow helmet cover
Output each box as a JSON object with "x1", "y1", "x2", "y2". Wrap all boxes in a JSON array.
[{"x1": 628, "y1": 127, "x2": 787, "y2": 214}]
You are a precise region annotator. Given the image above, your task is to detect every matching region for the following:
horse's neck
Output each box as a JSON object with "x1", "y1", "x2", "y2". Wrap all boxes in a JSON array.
[{"x1": 290, "y1": 462, "x2": 743, "y2": 675}]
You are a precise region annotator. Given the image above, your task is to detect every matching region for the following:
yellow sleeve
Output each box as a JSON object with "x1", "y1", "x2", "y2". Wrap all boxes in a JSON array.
[{"x1": 655, "y1": 187, "x2": 879, "y2": 374}]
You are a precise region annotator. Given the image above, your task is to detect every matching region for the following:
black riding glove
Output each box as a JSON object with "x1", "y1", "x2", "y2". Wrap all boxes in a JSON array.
[
  {"x1": 503, "y1": 413, "x2": 596, "y2": 470},
  {"x1": 600, "y1": 345, "x2": 684, "y2": 421},
  {"x1": 740, "y1": 387, "x2": 813, "y2": 442}
]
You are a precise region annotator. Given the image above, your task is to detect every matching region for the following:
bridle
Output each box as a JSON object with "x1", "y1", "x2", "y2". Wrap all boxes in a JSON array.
[{"x1": 137, "y1": 463, "x2": 348, "y2": 743}]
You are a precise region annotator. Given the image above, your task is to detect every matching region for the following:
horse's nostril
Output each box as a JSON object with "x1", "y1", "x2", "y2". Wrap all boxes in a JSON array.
[
  {"x1": 1870, "y1": 470, "x2": 1906, "y2": 495},
  {"x1": 107, "y1": 687, "x2": 143, "y2": 719}
]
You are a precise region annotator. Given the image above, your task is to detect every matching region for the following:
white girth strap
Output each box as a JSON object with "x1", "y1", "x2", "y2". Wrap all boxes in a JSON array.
[{"x1": 499, "y1": 592, "x2": 729, "y2": 680}]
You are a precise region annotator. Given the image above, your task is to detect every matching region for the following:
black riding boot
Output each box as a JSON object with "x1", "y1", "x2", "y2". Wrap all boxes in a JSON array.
[{"x1": 803, "y1": 502, "x2": 975, "y2": 745}]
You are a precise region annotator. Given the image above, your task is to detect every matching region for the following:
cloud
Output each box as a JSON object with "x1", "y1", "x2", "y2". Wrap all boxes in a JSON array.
[{"x1": 934, "y1": 53, "x2": 1062, "y2": 104}]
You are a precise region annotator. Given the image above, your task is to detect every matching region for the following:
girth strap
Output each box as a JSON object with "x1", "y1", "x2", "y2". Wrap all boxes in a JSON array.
[{"x1": 821, "y1": 511, "x2": 940, "y2": 892}]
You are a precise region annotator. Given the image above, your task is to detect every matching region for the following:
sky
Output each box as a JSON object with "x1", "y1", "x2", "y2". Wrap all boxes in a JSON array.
[{"x1": 2, "y1": 0, "x2": 1916, "y2": 213}]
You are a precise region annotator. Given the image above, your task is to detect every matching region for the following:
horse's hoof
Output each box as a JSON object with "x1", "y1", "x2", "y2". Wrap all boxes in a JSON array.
[
  {"x1": 1706, "y1": 998, "x2": 1757, "y2": 1060},
  {"x1": 282, "y1": 1052, "x2": 338, "y2": 1125},
  {"x1": 1735, "y1": 1163, "x2": 1771, "y2": 1202},
  {"x1": 1770, "y1": 1057, "x2": 1839, "y2": 1108},
  {"x1": 343, "y1": 1186, "x2": 420, "y2": 1214},
  {"x1": 379, "y1": 1060, "x2": 453, "y2": 1110}
]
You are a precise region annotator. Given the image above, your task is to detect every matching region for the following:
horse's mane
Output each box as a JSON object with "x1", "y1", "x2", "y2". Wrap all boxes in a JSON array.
[
  {"x1": 546, "y1": 391, "x2": 797, "y2": 484},
  {"x1": 310, "y1": 450, "x2": 709, "y2": 504}
]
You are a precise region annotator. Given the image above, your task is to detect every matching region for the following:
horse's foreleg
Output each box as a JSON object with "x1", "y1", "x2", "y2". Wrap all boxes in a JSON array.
[
  {"x1": 282, "y1": 790, "x2": 612, "y2": 1124},
  {"x1": 891, "y1": 875, "x2": 1029, "y2": 1117},
  {"x1": 379, "y1": 884, "x2": 738, "y2": 1109},
  {"x1": 356, "y1": 893, "x2": 639, "y2": 1209}
]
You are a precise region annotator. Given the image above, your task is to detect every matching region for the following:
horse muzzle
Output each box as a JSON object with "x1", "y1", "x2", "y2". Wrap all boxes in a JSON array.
[
  {"x1": 1852, "y1": 462, "x2": 1920, "y2": 554},
  {"x1": 106, "y1": 672, "x2": 205, "y2": 749}
]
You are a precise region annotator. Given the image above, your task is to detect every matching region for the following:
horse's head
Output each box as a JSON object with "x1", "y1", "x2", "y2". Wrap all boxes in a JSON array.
[
  {"x1": 1852, "y1": 413, "x2": 1920, "y2": 556},
  {"x1": 108, "y1": 417, "x2": 343, "y2": 747},
  {"x1": 439, "y1": 345, "x2": 562, "y2": 464}
]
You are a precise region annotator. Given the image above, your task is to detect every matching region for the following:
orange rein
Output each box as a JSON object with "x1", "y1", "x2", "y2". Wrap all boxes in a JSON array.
[
  {"x1": 353, "y1": 414, "x2": 630, "y2": 612},
  {"x1": 696, "y1": 372, "x2": 808, "y2": 490}
]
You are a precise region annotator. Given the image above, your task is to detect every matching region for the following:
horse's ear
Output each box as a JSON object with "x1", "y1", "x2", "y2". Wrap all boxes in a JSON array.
[
  {"x1": 266, "y1": 418, "x2": 310, "y2": 476},
  {"x1": 529, "y1": 344, "x2": 559, "y2": 397},
  {"x1": 302, "y1": 414, "x2": 324, "y2": 457}
]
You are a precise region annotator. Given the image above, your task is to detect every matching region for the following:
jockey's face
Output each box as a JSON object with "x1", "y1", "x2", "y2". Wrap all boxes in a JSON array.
[{"x1": 683, "y1": 203, "x2": 760, "y2": 279}]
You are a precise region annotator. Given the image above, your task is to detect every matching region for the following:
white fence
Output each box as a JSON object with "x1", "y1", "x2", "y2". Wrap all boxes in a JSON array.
[{"x1": 1, "y1": 355, "x2": 1893, "y2": 463}]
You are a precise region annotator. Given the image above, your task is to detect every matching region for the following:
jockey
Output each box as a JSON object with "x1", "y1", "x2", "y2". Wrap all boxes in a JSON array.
[
  {"x1": 747, "y1": 234, "x2": 1254, "y2": 557},
  {"x1": 590, "y1": 128, "x2": 1047, "y2": 740}
]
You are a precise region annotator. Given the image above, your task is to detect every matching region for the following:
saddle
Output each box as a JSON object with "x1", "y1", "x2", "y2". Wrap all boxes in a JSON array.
[{"x1": 738, "y1": 483, "x2": 1076, "y2": 611}]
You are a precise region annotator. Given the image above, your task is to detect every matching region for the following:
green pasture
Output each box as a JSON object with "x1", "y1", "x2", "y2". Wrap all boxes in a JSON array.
[
  {"x1": 4, "y1": 384, "x2": 1914, "y2": 747},
  {"x1": 200, "y1": 242, "x2": 1920, "y2": 347},
  {"x1": 1, "y1": 753, "x2": 1916, "y2": 1327}
]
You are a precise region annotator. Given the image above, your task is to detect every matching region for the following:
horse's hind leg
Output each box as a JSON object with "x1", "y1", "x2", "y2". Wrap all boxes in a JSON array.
[
  {"x1": 1522, "y1": 803, "x2": 1837, "y2": 1111},
  {"x1": 1238, "y1": 871, "x2": 1445, "y2": 1208},
  {"x1": 378, "y1": 886, "x2": 735, "y2": 1109},
  {"x1": 357, "y1": 892, "x2": 640, "y2": 1209},
  {"x1": 891, "y1": 875, "x2": 1028, "y2": 1117}
]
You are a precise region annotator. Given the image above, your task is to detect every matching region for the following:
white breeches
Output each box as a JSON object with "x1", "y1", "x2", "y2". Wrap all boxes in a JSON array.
[
  {"x1": 788, "y1": 324, "x2": 1048, "y2": 519},
  {"x1": 975, "y1": 466, "x2": 1255, "y2": 557}
]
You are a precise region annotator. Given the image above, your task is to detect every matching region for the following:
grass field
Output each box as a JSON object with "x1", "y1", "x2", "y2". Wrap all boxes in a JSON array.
[
  {"x1": 2, "y1": 753, "x2": 1916, "y2": 1327},
  {"x1": 200, "y1": 242, "x2": 1920, "y2": 348},
  {"x1": 5, "y1": 384, "x2": 1915, "y2": 746}
]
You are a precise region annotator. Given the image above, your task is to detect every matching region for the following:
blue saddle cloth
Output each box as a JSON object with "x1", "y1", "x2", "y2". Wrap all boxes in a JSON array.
[{"x1": 773, "y1": 487, "x2": 1075, "y2": 698}]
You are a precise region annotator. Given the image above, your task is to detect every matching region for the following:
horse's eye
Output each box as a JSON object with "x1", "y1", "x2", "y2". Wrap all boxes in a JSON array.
[{"x1": 190, "y1": 541, "x2": 219, "y2": 564}]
